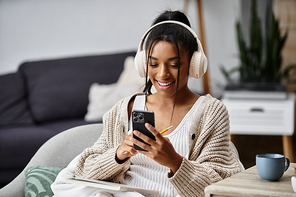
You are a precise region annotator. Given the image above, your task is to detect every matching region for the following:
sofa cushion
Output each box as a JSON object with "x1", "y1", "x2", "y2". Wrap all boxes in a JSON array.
[
  {"x1": 85, "y1": 83, "x2": 141, "y2": 122},
  {"x1": 0, "y1": 72, "x2": 33, "y2": 126},
  {"x1": 38, "y1": 118, "x2": 99, "y2": 132},
  {"x1": 0, "y1": 126, "x2": 53, "y2": 168},
  {"x1": 19, "y1": 51, "x2": 136, "y2": 122},
  {"x1": 0, "y1": 119, "x2": 96, "y2": 169}
]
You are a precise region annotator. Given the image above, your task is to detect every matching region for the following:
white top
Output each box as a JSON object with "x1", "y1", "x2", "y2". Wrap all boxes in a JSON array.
[{"x1": 125, "y1": 95, "x2": 205, "y2": 197}]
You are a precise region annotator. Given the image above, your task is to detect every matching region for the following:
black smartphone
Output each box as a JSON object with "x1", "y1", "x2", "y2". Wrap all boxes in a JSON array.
[{"x1": 132, "y1": 110, "x2": 155, "y2": 151}]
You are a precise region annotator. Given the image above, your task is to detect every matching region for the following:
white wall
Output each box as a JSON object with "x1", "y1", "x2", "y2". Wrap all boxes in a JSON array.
[
  {"x1": 0, "y1": 0, "x2": 240, "y2": 98},
  {"x1": 202, "y1": 0, "x2": 240, "y2": 97}
]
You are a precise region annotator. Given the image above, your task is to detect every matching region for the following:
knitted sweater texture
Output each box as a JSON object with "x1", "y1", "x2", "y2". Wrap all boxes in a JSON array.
[{"x1": 75, "y1": 93, "x2": 242, "y2": 197}]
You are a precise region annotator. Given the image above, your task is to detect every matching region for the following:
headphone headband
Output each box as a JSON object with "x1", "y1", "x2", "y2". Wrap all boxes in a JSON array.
[
  {"x1": 138, "y1": 20, "x2": 203, "y2": 54},
  {"x1": 135, "y1": 20, "x2": 207, "y2": 79}
]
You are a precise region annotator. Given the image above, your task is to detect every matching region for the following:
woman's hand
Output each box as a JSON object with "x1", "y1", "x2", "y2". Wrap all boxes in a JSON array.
[
  {"x1": 116, "y1": 133, "x2": 138, "y2": 162},
  {"x1": 132, "y1": 123, "x2": 183, "y2": 173}
]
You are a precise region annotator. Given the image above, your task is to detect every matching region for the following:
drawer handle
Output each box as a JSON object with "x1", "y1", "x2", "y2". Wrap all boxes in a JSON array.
[{"x1": 250, "y1": 108, "x2": 264, "y2": 113}]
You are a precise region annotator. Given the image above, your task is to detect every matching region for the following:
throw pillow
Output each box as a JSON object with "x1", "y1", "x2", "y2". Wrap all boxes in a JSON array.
[
  {"x1": 117, "y1": 56, "x2": 145, "y2": 88},
  {"x1": 117, "y1": 56, "x2": 157, "y2": 93},
  {"x1": 85, "y1": 83, "x2": 141, "y2": 122},
  {"x1": 24, "y1": 165, "x2": 62, "y2": 197}
]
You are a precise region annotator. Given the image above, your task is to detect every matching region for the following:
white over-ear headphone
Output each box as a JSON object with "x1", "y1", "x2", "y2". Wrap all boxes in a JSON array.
[{"x1": 134, "y1": 20, "x2": 207, "y2": 79}]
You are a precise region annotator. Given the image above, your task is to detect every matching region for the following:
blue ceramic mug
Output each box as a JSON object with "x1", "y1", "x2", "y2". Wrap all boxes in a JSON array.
[{"x1": 256, "y1": 153, "x2": 290, "y2": 181}]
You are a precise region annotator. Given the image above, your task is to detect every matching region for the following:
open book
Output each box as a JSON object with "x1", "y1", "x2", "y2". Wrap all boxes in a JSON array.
[{"x1": 64, "y1": 178, "x2": 159, "y2": 195}]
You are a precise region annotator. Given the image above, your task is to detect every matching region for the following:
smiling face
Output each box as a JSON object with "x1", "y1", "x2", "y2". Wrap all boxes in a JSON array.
[{"x1": 147, "y1": 41, "x2": 190, "y2": 98}]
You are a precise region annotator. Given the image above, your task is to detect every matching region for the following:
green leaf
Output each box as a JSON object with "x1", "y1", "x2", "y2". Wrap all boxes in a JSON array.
[
  {"x1": 226, "y1": 0, "x2": 288, "y2": 84},
  {"x1": 250, "y1": 0, "x2": 262, "y2": 65}
]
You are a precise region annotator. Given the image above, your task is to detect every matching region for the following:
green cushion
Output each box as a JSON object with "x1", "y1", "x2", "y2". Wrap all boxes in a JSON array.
[{"x1": 24, "y1": 166, "x2": 63, "y2": 197}]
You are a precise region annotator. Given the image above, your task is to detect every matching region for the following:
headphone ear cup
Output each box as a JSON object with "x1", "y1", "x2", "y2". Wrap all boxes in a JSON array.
[
  {"x1": 189, "y1": 51, "x2": 208, "y2": 78},
  {"x1": 134, "y1": 50, "x2": 147, "y2": 78}
]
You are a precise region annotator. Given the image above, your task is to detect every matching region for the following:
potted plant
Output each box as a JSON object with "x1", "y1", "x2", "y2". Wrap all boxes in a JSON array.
[{"x1": 220, "y1": 0, "x2": 288, "y2": 95}]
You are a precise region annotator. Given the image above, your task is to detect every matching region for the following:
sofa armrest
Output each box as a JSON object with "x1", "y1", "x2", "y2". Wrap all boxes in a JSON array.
[{"x1": 0, "y1": 123, "x2": 103, "y2": 197}]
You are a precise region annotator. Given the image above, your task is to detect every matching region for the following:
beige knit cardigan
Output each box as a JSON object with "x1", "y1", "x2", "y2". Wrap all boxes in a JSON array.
[{"x1": 75, "y1": 93, "x2": 242, "y2": 197}]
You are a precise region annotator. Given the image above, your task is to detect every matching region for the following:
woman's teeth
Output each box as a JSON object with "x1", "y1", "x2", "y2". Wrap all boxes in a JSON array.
[{"x1": 157, "y1": 81, "x2": 173, "y2": 86}]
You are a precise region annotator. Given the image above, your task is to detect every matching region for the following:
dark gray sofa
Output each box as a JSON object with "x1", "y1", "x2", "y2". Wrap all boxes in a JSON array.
[{"x1": 0, "y1": 51, "x2": 136, "y2": 186}]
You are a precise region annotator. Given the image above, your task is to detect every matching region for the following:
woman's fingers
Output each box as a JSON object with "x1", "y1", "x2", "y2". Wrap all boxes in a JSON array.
[
  {"x1": 131, "y1": 132, "x2": 153, "y2": 151},
  {"x1": 132, "y1": 122, "x2": 169, "y2": 150},
  {"x1": 116, "y1": 133, "x2": 137, "y2": 161},
  {"x1": 145, "y1": 123, "x2": 162, "y2": 138},
  {"x1": 132, "y1": 123, "x2": 182, "y2": 172}
]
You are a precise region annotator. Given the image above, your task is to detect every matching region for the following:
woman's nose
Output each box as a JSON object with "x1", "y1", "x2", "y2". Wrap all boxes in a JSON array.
[{"x1": 158, "y1": 64, "x2": 170, "y2": 78}]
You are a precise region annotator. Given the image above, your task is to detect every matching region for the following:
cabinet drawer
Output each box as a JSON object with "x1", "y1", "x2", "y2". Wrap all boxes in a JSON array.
[
  {"x1": 230, "y1": 108, "x2": 283, "y2": 126},
  {"x1": 222, "y1": 95, "x2": 295, "y2": 135}
]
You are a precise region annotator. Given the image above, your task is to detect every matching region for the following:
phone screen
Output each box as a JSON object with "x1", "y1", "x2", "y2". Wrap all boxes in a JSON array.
[{"x1": 132, "y1": 110, "x2": 155, "y2": 151}]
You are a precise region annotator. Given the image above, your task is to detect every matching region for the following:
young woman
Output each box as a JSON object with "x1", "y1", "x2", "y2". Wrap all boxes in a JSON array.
[{"x1": 52, "y1": 10, "x2": 243, "y2": 197}]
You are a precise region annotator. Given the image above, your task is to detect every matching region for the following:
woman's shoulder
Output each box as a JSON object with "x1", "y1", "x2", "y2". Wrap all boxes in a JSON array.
[
  {"x1": 198, "y1": 94, "x2": 228, "y2": 115},
  {"x1": 202, "y1": 94, "x2": 225, "y2": 106}
]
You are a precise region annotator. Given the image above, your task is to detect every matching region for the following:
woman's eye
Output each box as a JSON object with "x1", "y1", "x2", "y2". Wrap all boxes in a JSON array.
[
  {"x1": 149, "y1": 64, "x2": 158, "y2": 67},
  {"x1": 170, "y1": 64, "x2": 179, "y2": 68}
]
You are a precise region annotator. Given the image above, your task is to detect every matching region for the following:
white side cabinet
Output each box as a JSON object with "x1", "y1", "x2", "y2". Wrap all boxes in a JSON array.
[{"x1": 222, "y1": 93, "x2": 295, "y2": 161}]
